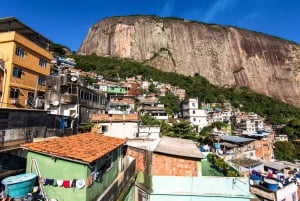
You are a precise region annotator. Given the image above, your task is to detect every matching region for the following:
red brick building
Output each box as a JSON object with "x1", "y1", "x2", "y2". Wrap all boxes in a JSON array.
[{"x1": 126, "y1": 137, "x2": 204, "y2": 176}]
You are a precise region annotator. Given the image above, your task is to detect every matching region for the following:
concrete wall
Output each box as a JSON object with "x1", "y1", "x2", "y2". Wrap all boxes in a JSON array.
[
  {"x1": 149, "y1": 176, "x2": 253, "y2": 201},
  {"x1": 0, "y1": 109, "x2": 75, "y2": 150},
  {"x1": 100, "y1": 121, "x2": 138, "y2": 139}
]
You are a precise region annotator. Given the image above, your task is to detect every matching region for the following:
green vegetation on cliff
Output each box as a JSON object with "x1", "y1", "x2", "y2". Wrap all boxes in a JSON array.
[{"x1": 72, "y1": 54, "x2": 300, "y2": 125}]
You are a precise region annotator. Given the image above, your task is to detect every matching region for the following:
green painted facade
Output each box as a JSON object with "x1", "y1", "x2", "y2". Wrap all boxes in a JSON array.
[
  {"x1": 107, "y1": 86, "x2": 127, "y2": 94},
  {"x1": 26, "y1": 146, "x2": 122, "y2": 201},
  {"x1": 135, "y1": 161, "x2": 253, "y2": 201}
]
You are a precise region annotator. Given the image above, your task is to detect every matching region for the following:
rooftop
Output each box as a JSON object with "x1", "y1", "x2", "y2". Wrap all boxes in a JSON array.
[
  {"x1": 263, "y1": 161, "x2": 289, "y2": 171},
  {"x1": 0, "y1": 17, "x2": 52, "y2": 49},
  {"x1": 154, "y1": 137, "x2": 205, "y2": 159},
  {"x1": 231, "y1": 158, "x2": 263, "y2": 168},
  {"x1": 91, "y1": 114, "x2": 138, "y2": 122},
  {"x1": 21, "y1": 133, "x2": 126, "y2": 164},
  {"x1": 221, "y1": 135, "x2": 255, "y2": 144},
  {"x1": 242, "y1": 130, "x2": 271, "y2": 137}
]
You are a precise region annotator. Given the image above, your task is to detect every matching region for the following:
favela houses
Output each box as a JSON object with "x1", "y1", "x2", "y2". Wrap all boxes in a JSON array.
[{"x1": 0, "y1": 14, "x2": 300, "y2": 201}]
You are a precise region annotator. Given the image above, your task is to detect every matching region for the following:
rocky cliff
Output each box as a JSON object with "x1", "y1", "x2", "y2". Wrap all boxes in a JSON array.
[{"x1": 78, "y1": 16, "x2": 300, "y2": 107}]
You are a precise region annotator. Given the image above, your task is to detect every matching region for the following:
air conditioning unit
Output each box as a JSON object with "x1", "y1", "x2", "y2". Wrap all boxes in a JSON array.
[{"x1": 11, "y1": 99, "x2": 19, "y2": 104}]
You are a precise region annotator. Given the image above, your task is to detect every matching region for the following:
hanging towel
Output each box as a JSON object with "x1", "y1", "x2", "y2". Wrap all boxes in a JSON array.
[
  {"x1": 62, "y1": 180, "x2": 71, "y2": 188},
  {"x1": 76, "y1": 179, "x2": 86, "y2": 189},
  {"x1": 52, "y1": 179, "x2": 58, "y2": 187},
  {"x1": 71, "y1": 179, "x2": 77, "y2": 188},
  {"x1": 56, "y1": 180, "x2": 63, "y2": 187}
]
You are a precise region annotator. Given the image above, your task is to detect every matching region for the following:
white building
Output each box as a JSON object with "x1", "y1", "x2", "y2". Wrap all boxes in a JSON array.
[
  {"x1": 180, "y1": 98, "x2": 208, "y2": 132},
  {"x1": 92, "y1": 114, "x2": 139, "y2": 139},
  {"x1": 240, "y1": 113, "x2": 264, "y2": 132}
]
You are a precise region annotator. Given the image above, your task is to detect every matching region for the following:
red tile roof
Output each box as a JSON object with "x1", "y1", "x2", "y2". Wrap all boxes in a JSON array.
[{"x1": 21, "y1": 133, "x2": 126, "y2": 164}]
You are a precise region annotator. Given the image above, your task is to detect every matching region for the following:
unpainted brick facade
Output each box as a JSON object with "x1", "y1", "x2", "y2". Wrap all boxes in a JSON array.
[
  {"x1": 126, "y1": 146, "x2": 199, "y2": 176},
  {"x1": 126, "y1": 147, "x2": 146, "y2": 172},
  {"x1": 152, "y1": 153, "x2": 198, "y2": 176}
]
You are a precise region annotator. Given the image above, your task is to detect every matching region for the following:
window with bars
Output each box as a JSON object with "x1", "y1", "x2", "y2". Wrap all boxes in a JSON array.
[
  {"x1": 38, "y1": 76, "x2": 46, "y2": 85},
  {"x1": 39, "y1": 58, "x2": 47, "y2": 68},
  {"x1": 10, "y1": 88, "x2": 20, "y2": 99},
  {"x1": 13, "y1": 67, "x2": 23, "y2": 78},
  {"x1": 15, "y1": 46, "x2": 25, "y2": 58}
]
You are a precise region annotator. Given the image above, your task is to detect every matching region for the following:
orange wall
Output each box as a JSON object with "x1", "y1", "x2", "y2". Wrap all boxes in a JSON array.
[{"x1": 0, "y1": 31, "x2": 52, "y2": 108}]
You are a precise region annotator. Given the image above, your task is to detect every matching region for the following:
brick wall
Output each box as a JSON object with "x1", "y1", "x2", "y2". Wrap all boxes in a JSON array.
[
  {"x1": 126, "y1": 147, "x2": 146, "y2": 172},
  {"x1": 126, "y1": 146, "x2": 199, "y2": 177},
  {"x1": 151, "y1": 152, "x2": 198, "y2": 176},
  {"x1": 254, "y1": 138, "x2": 273, "y2": 161}
]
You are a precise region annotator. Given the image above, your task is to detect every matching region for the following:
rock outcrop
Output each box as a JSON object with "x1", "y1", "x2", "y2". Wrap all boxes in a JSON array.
[{"x1": 78, "y1": 16, "x2": 300, "y2": 107}]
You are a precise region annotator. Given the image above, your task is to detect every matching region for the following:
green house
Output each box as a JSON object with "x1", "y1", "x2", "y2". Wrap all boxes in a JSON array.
[
  {"x1": 21, "y1": 133, "x2": 129, "y2": 201},
  {"x1": 107, "y1": 86, "x2": 127, "y2": 95}
]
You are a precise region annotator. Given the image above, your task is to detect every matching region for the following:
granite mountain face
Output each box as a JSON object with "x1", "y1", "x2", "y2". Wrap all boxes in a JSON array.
[{"x1": 78, "y1": 16, "x2": 300, "y2": 108}]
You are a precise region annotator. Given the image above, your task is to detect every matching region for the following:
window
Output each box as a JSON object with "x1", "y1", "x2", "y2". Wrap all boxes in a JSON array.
[
  {"x1": 10, "y1": 88, "x2": 20, "y2": 99},
  {"x1": 13, "y1": 67, "x2": 23, "y2": 78},
  {"x1": 38, "y1": 76, "x2": 46, "y2": 85},
  {"x1": 101, "y1": 125, "x2": 108, "y2": 133},
  {"x1": 27, "y1": 92, "x2": 34, "y2": 106},
  {"x1": 39, "y1": 58, "x2": 47, "y2": 68},
  {"x1": 103, "y1": 153, "x2": 113, "y2": 172},
  {"x1": 15, "y1": 46, "x2": 25, "y2": 58}
]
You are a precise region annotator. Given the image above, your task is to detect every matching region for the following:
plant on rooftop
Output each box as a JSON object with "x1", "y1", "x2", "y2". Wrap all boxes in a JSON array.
[
  {"x1": 207, "y1": 153, "x2": 240, "y2": 177},
  {"x1": 141, "y1": 114, "x2": 161, "y2": 126},
  {"x1": 78, "y1": 122, "x2": 94, "y2": 133}
]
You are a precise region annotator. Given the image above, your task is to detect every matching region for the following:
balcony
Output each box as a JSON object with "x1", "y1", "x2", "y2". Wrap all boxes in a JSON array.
[
  {"x1": 96, "y1": 156, "x2": 136, "y2": 201},
  {"x1": 60, "y1": 94, "x2": 77, "y2": 104}
]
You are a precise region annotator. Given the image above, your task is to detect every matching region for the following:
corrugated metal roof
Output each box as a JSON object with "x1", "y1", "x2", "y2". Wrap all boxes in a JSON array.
[
  {"x1": 154, "y1": 137, "x2": 205, "y2": 159},
  {"x1": 264, "y1": 161, "x2": 288, "y2": 171},
  {"x1": 221, "y1": 135, "x2": 255, "y2": 144},
  {"x1": 220, "y1": 142, "x2": 238, "y2": 148},
  {"x1": 21, "y1": 133, "x2": 126, "y2": 164}
]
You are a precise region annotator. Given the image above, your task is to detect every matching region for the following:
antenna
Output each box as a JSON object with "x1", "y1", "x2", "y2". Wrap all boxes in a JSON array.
[
  {"x1": 52, "y1": 100, "x2": 59, "y2": 106},
  {"x1": 71, "y1": 76, "x2": 77, "y2": 82}
]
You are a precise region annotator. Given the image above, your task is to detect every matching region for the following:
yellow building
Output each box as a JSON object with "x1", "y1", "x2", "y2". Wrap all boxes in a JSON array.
[{"x1": 0, "y1": 17, "x2": 53, "y2": 109}]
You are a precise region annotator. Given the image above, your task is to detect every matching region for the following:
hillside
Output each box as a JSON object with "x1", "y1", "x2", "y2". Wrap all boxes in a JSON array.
[
  {"x1": 72, "y1": 54, "x2": 300, "y2": 125},
  {"x1": 78, "y1": 15, "x2": 300, "y2": 108}
]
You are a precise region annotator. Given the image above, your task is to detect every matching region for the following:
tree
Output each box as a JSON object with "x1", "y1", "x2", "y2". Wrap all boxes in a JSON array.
[
  {"x1": 141, "y1": 114, "x2": 160, "y2": 126},
  {"x1": 160, "y1": 121, "x2": 174, "y2": 137},
  {"x1": 273, "y1": 141, "x2": 296, "y2": 162},
  {"x1": 158, "y1": 92, "x2": 180, "y2": 116},
  {"x1": 280, "y1": 118, "x2": 300, "y2": 140},
  {"x1": 148, "y1": 83, "x2": 158, "y2": 95},
  {"x1": 49, "y1": 43, "x2": 68, "y2": 56},
  {"x1": 160, "y1": 120, "x2": 198, "y2": 140},
  {"x1": 171, "y1": 121, "x2": 198, "y2": 140}
]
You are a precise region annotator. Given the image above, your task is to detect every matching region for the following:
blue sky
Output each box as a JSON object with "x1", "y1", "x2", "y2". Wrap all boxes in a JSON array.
[{"x1": 2, "y1": 0, "x2": 300, "y2": 51}]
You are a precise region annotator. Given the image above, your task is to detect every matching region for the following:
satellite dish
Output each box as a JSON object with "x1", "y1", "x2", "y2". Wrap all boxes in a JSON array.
[
  {"x1": 71, "y1": 77, "x2": 77, "y2": 82},
  {"x1": 52, "y1": 101, "x2": 59, "y2": 106}
]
